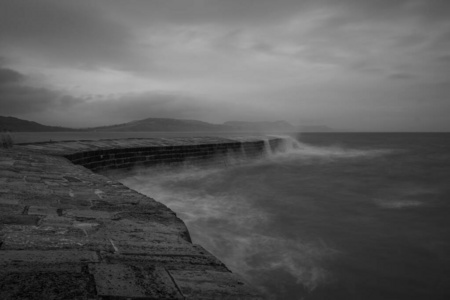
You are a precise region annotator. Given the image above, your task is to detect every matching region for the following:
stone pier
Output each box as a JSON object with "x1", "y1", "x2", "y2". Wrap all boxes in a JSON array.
[{"x1": 0, "y1": 137, "x2": 282, "y2": 299}]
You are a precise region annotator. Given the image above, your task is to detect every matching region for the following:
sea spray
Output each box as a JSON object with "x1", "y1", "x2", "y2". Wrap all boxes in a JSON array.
[
  {"x1": 267, "y1": 135, "x2": 395, "y2": 159},
  {"x1": 263, "y1": 138, "x2": 274, "y2": 156},
  {"x1": 107, "y1": 134, "x2": 427, "y2": 300},
  {"x1": 114, "y1": 162, "x2": 338, "y2": 299}
]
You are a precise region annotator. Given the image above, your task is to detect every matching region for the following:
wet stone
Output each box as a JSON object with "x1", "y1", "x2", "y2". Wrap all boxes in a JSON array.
[
  {"x1": 89, "y1": 263, "x2": 182, "y2": 299},
  {"x1": 63, "y1": 176, "x2": 82, "y2": 182},
  {"x1": 168, "y1": 270, "x2": 263, "y2": 299},
  {"x1": 101, "y1": 252, "x2": 227, "y2": 269},
  {"x1": 0, "y1": 250, "x2": 99, "y2": 265},
  {"x1": 64, "y1": 209, "x2": 115, "y2": 220},
  {"x1": 0, "y1": 139, "x2": 273, "y2": 298},
  {"x1": 25, "y1": 176, "x2": 42, "y2": 183},
  {"x1": 27, "y1": 206, "x2": 59, "y2": 216},
  {"x1": 39, "y1": 215, "x2": 74, "y2": 227},
  {"x1": 1, "y1": 224, "x2": 86, "y2": 250},
  {"x1": 0, "y1": 269, "x2": 96, "y2": 300},
  {"x1": 0, "y1": 214, "x2": 41, "y2": 226}
]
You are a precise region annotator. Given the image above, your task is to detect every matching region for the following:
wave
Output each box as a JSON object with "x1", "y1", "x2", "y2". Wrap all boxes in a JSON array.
[
  {"x1": 116, "y1": 162, "x2": 339, "y2": 298},
  {"x1": 265, "y1": 135, "x2": 395, "y2": 161},
  {"x1": 373, "y1": 186, "x2": 439, "y2": 209}
]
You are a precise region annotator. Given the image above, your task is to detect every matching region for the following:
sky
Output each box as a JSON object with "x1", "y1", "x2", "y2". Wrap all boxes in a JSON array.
[{"x1": 0, "y1": 0, "x2": 449, "y2": 131}]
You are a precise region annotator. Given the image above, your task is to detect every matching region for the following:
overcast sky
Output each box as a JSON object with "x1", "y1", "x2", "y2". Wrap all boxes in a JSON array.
[{"x1": 1, "y1": 0, "x2": 449, "y2": 131}]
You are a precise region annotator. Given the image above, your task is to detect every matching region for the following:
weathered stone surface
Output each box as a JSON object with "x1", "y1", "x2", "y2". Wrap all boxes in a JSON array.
[
  {"x1": 0, "y1": 268, "x2": 96, "y2": 299},
  {"x1": 0, "y1": 214, "x2": 41, "y2": 225},
  {"x1": 169, "y1": 270, "x2": 263, "y2": 299},
  {"x1": 89, "y1": 263, "x2": 182, "y2": 299},
  {"x1": 27, "y1": 206, "x2": 59, "y2": 216},
  {"x1": 0, "y1": 137, "x2": 274, "y2": 299},
  {"x1": 0, "y1": 250, "x2": 98, "y2": 265}
]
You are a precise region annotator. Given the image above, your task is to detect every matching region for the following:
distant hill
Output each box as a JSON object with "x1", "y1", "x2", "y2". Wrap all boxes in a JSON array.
[
  {"x1": 224, "y1": 120, "x2": 296, "y2": 132},
  {"x1": 299, "y1": 125, "x2": 334, "y2": 132},
  {"x1": 1, "y1": 115, "x2": 303, "y2": 133},
  {"x1": 90, "y1": 118, "x2": 231, "y2": 132},
  {"x1": 0, "y1": 116, "x2": 78, "y2": 132}
]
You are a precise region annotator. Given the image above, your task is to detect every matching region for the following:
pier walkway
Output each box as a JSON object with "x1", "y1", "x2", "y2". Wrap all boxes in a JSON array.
[{"x1": 0, "y1": 137, "x2": 272, "y2": 299}]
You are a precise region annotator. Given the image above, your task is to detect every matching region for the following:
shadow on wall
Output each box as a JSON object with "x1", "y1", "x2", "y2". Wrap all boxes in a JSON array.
[{"x1": 1, "y1": 129, "x2": 14, "y2": 148}]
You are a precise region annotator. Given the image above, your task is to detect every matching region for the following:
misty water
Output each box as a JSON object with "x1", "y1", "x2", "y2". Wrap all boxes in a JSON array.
[{"x1": 110, "y1": 133, "x2": 450, "y2": 300}]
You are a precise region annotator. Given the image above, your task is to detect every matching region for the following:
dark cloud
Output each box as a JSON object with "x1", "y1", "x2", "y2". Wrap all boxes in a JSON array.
[
  {"x1": 0, "y1": 68, "x2": 24, "y2": 85},
  {"x1": 104, "y1": 0, "x2": 450, "y2": 27},
  {"x1": 0, "y1": 0, "x2": 146, "y2": 71},
  {"x1": 27, "y1": 91, "x2": 220, "y2": 128},
  {"x1": 1, "y1": 0, "x2": 450, "y2": 131},
  {"x1": 88, "y1": 92, "x2": 210, "y2": 122},
  {"x1": 1, "y1": 0, "x2": 449, "y2": 74},
  {"x1": 0, "y1": 67, "x2": 83, "y2": 115}
]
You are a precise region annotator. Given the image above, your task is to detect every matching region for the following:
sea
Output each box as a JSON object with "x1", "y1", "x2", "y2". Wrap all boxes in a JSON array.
[{"x1": 110, "y1": 133, "x2": 450, "y2": 300}]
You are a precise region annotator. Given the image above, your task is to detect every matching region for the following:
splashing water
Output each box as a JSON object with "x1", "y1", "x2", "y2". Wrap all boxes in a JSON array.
[
  {"x1": 115, "y1": 162, "x2": 339, "y2": 298},
  {"x1": 109, "y1": 134, "x2": 450, "y2": 300}
]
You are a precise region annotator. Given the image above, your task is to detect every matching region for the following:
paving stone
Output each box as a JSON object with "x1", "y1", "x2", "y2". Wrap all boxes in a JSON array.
[
  {"x1": 27, "y1": 206, "x2": 59, "y2": 216},
  {"x1": 0, "y1": 268, "x2": 96, "y2": 299},
  {"x1": 115, "y1": 241, "x2": 204, "y2": 256},
  {"x1": 0, "y1": 170, "x2": 22, "y2": 179},
  {"x1": 101, "y1": 251, "x2": 227, "y2": 270},
  {"x1": 43, "y1": 180, "x2": 61, "y2": 186},
  {"x1": 39, "y1": 215, "x2": 74, "y2": 227},
  {"x1": 0, "y1": 203, "x2": 24, "y2": 214},
  {"x1": 60, "y1": 197, "x2": 92, "y2": 207},
  {"x1": 0, "y1": 264, "x2": 84, "y2": 274},
  {"x1": 0, "y1": 214, "x2": 40, "y2": 226},
  {"x1": 25, "y1": 177, "x2": 43, "y2": 184},
  {"x1": 1, "y1": 224, "x2": 85, "y2": 250},
  {"x1": 89, "y1": 263, "x2": 182, "y2": 299},
  {"x1": 72, "y1": 221, "x2": 101, "y2": 237},
  {"x1": 0, "y1": 196, "x2": 20, "y2": 206},
  {"x1": 0, "y1": 250, "x2": 99, "y2": 265},
  {"x1": 169, "y1": 270, "x2": 263, "y2": 299},
  {"x1": 64, "y1": 209, "x2": 115, "y2": 220}
]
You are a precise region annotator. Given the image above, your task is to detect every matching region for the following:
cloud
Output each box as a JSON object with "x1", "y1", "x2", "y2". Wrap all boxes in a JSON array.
[
  {"x1": 0, "y1": 0, "x2": 147, "y2": 72},
  {"x1": 0, "y1": 68, "x2": 24, "y2": 84},
  {"x1": 85, "y1": 92, "x2": 212, "y2": 124},
  {"x1": 0, "y1": 67, "x2": 83, "y2": 115},
  {"x1": 388, "y1": 73, "x2": 416, "y2": 80},
  {"x1": 0, "y1": 66, "x2": 213, "y2": 125},
  {"x1": 1, "y1": 0, "x2": 450, "y2": 131}
]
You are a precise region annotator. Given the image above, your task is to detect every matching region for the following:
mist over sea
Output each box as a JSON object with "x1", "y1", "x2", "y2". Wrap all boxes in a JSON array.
[{"x1": 111, "y1": 133, "x2": 450, "y2": 300}]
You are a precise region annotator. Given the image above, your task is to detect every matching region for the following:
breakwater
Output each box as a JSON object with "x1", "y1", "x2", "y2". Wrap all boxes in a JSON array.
[
  {"x1": 27, "y1": 137, "x2": 283, "y2": 172},
  {"x1": 1, "y1": 136, "x2": 283, "y2": 299}
]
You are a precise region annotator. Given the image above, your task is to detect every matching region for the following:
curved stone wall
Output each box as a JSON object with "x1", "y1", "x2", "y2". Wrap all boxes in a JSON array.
[
  {"x1": 61, "y1": 138, "x2": 283, "y2": 172},
  {"x1": 2, "y1": 136, "x2": 284, "y2": 298}
]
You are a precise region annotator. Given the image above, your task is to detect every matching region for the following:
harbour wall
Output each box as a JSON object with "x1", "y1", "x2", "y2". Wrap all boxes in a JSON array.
[
  {"x1": 1, "y1": 136, "x2": 285, "y2": 299},
  {"x1": 39, "y1": 137, "x2": 284, "y2": 172}
]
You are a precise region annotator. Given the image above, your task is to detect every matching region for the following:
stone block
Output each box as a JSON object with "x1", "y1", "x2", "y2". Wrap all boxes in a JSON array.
[
  {"x1": 168, "y1": 270, "x2": 262, "y2": 299},
  {"x1": 0, "y1": 214, "x2": 40, "y2": 226},
  {"x1": 40, "y1": 215, "x2": 73, "y2": 227},
  {"x1": 0, "y1": 250, "x2": 99, "y2": 265},
  {"x1": 64, "y1": 209, "x2": 115, "y2": 220},
  {"x1": 0, "y1": 268, "x2": 96, "y2": 299},
  {"x1": 89, "y1": 263, "x2": 182, "y2": 299},
  {"x1": 1, "y1": 224, "x2": 86, "y2": 250},
  {"x1": 0, "y1": 203, "x2": 23, "y2": 215},
  {"x1": 27, "y1": 206, "x2": 59, "y2": 216},
  {"x1": 115, "y1": 241, "x2": 205, "y2": 256},
  {"x1": 101, "y1": 251, "x2": 226, "y2": 270}
]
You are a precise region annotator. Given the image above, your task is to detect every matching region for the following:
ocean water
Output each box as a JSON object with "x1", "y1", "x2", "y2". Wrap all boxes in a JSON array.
[{"x1": 111, "y1": 133, "x2": 450, "y2": 300}]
